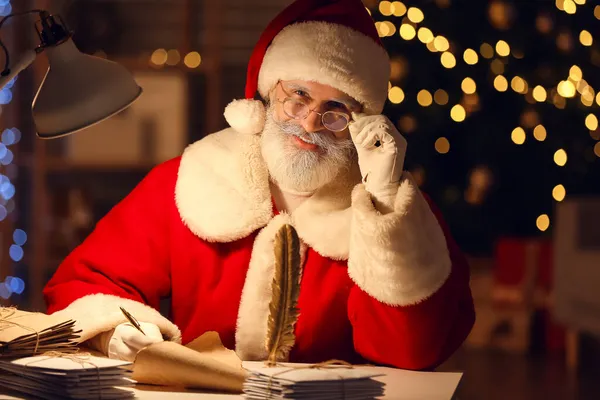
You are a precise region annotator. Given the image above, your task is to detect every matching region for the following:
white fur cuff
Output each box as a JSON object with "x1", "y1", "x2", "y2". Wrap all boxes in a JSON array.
[
  {"x1": 347, "y1": 174, "x2": 452, "y2": 306},
  {"x1": 52, "y1": 294, "x2": 182, "y2": 344}
]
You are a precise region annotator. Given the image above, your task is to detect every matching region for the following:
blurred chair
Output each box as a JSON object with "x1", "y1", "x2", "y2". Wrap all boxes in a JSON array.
[{"x1": 553, "y1": 197, "x2": 600, "y2": 373}]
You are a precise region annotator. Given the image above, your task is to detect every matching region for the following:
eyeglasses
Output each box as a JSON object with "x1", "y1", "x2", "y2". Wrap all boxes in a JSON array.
[{"x1": 276, "y1": 83, "x2": 351, "y2": 132}]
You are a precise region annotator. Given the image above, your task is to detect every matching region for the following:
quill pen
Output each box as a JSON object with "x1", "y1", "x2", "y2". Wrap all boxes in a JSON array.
[{"x1": 265, "y1": 224, "x2": 302, "y2": 366}]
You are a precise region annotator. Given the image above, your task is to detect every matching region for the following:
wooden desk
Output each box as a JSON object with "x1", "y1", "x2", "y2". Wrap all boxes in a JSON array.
[{"x1": 0, "y1": 362, "x2": 463, "y2": 400}]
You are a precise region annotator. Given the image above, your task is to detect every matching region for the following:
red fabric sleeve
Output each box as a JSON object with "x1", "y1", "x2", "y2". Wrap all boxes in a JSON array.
[
  {"x1": 43, "y1": 158, "x2": 181, "y2": 314},
  {"x1": 347, "y1": 196, "x2": 475, "y2": 370}
]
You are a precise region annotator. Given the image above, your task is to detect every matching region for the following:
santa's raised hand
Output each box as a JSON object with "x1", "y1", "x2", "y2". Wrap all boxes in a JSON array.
[{"x1": 349, "y1": 113, "x2": 407, "y2": 213}]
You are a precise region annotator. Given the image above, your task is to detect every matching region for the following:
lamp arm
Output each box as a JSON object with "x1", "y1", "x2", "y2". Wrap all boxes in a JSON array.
[{"x1": 0, "y1": 49, "x2": 37, "y2": 90}]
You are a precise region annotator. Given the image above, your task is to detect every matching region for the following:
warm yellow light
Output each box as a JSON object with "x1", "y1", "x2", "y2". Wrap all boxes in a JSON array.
[
  {"x1": 461, "y1": 77, "x2": 477, "y2": 94},
  {"x1": 166, "y1": 49, "x2": 181, "y2": 66},
  {"x1": 392, "y1": 1, "x2": 407, "y2": 16},
  {"x1": 495, "y1": 40, "x2": 510, "y2": 56},
  {"x1": 417, "y1": 90, "x2": 433, "y2": 106},
  {"x1": 434, "y1": 89, "x2": 449, "y2": 105},
  {"x1": 511, "y1": 76, "x2": 527, "y2": 93},
  {"x1": 586, "y1": 114, "x2": 599, "y2": 131},
  {"x1": 533, "y1": 125, "x2": 547, "y2": 141},
  {"x1": 150, "y1": 48, "x2": 168, "y2": 65},
  {"x1": 376, "y1": 22, "x2": 390, "y2": 37},
  {"x1": 556, "y1": 0, "x2": 565, "y2": 11},
  {"x1": 417, "y1": 27, "x2": 434, "y2": 43},
  {"x1": 511, "y1": 127, "x2": 526, "y2": 145},
  {"x1": 450, "y1": 104, "x2": 466, "y2": 122},
  {"x1": 573, "y1": 0, "x2": 585, "y2": 4},
  {"x1": 183, "y1": 51, "x2": 202, "y2": 68},
  {"x1": 553, "y1": 185, "x2": 566, "y2": 202},
  {"x1": 440, "y1": 52, "x2": 456, "y2": 68},
  {"x1": 532, "y1": 86, "x2": 547, "y2": 102},
  {"x1": 557, "y1": 80, "x2": 576, "y2": 97},
  {"x1": 434, "y1": 36, "x2": 450, "y2": 52},
  {"x1": 580, "y1": 30, "x2": 593, "y2": 46},
  {"x1": 399, "y1": 24, "x2": 416, "y2": 40},
  {"x1": 490, "y1": 59, "x2": 505, "y2": 75},
  {"x1": 595, "y1": 5, "x2": 600, "y2": 20},
  {"x1": 582, "y1": 92, "x2": 595, "y2": 107},
  {"x1": 595, "y1": 142, "x2": 600, "y2": 157},
  {"x1": 407, "y1": 7, "x2": 425, "y2": 23},
  {"x1": 596, "y1": 92, "x2": 600, "y2": 106},
  {"x1": 383, "y1": 21, "x2": 396, "y2": 36},
  {"x1": 426, "y1": 40, "x2": 438, "y2": 52},
  {"x1": 435, "y1": 137, "x2": 450, "y2": 154},
  {"x1": 388, "y1": 86, "x2": 405, "y2": 104},
  {"x1": 564, "y1": 0, "x2": 577, "y2": 14},
  {"x1": 569, "y1": 65, "x2": 583, "y2": 81},
  {"x1": 494, "y1": 75, "x2": 508, "y2": 92},
  {"x1": 365, "y1": 7, "x2": 371, "y2": 16},
  {"x1": 536, "y1": 214, "x2": 550, "y2": 232},
  {"x1": 480, "y1": 43, "x2": 494, "y2": 59},
  {"x1": 463, "y1": 49, "x2": 478, "y2": 65},
  {"x1": 554, "y1": 149, "x2": 568, "y2": 166},
  {"x1": 379, "y1": 1, "x2": 393, "y2": 16}
]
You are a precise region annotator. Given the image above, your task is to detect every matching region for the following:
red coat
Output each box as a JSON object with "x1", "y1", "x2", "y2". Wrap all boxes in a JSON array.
[{"x1": 44, "y1": 128, "x2": 474, "y2": 370}]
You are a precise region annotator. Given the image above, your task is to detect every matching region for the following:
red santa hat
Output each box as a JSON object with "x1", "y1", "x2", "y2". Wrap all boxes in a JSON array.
[{"x1": 224, "y1": 0, "x2": 391, "y2": 134}]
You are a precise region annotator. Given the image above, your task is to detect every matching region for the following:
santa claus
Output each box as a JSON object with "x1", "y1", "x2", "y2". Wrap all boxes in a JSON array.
[{"x1": 44, "y1": 0, "x2": 475, "y2": 370}]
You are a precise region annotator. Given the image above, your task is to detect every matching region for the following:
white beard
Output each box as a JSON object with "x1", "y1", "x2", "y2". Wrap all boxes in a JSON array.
[{"x1": 260, "y1": 106, "x2": 356, "y2": 193}]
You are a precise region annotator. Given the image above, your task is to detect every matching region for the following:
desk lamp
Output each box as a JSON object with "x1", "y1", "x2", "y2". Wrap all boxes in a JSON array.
[{"x1": 0, "y1": 9, "x2": 142, "y2": 138}]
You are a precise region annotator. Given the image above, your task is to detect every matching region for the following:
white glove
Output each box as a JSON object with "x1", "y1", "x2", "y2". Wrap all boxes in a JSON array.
[
  {"x1": 106, "y1": 322, "x2": 164, "y2": 362},
  {"x1": 349, "y1": 113, "x2": 407, "y2": 213}
]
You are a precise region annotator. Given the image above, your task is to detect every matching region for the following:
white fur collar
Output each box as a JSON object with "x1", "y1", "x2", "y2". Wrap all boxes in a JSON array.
[{"x1": 175, "y1": 128, "x2": 361, "y2": 259}]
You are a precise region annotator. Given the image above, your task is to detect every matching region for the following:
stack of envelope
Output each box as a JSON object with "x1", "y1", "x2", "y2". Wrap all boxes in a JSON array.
[
  {"x1": 243, "y1": 364, "x2": 385, "y2": 399},
  {"x1": 0, "y1": 354, "x2": 134, "y2": 400}
]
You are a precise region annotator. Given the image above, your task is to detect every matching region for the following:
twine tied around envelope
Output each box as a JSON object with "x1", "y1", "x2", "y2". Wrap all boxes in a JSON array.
[
  {"x1": 0, "y1": 307, "x2": 41, "y2": 355},
  {"x1": 263, "y1": 359, "x2": 354, "y2": 398},
  {"x1": 26, "y1": 351, "x2": 104, "y2": 399}
]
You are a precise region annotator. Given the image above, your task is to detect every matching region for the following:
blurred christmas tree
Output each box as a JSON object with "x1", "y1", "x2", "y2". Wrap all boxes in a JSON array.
[{"x1": 366, "y1": 0, "x2": 600, "y2": 256}]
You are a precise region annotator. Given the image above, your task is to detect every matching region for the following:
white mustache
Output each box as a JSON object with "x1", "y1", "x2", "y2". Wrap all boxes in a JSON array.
[{"x1": 273, "y1": 118, "x2": 353, "y2": 150}]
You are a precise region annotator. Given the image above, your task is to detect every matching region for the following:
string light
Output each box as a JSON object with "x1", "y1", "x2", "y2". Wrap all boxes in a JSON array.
[
  {"x1": 595, "y1": 142, "x2": 600, "y2": 157},
  {"x1": 165, "y1": 49, "x2": 180, "y2": 66},
  {"x1": 579, "y1": 30, "x2": 593, "y2": 46},
  {"x1": 480, "y1": 43, "x2": 494, "y2": 59},
  {"x1": 417, "y1": 27, "x2": 434, "y2": 43},
  {"x1": 557, "y1": 80, "x2": 576, "y2": 97},
  {"x1": 595, "y1": 5, "x2": 600, "y2": 20},
  {"x1": 150, "y1": 48, "x2": 168, "y2": 66},
  {"x1": 533, "y1": 124, "x2": 547, "y2": 141},
  {"x1": 435, "y1": 137, "x2": 450, "y2": 153},
  {"x1": 536, "y1": 214, "x2": 550, "y2": 232},
  {"x1": 450, "y1": 104, "x2": 466, "y2": 121},
  {"x1": 463, "y1": 48, "x2": 479, "y2": 65},
  {"x1": 495, "y1": 40, "x2": 510, "y2": 56},
  {"x1": 494, "y1": 75, "x2": 509, "y2": 92},
  {"x1": 532, "y1": 86, "x2": 547, "y2": 102},
  {"x1": 511, "y1": 127, "x2": 526, "y2": 144},
  {"x1": 417, "y1": 90, "x2": 433, "y2": 106},
  {"x1": 440, "y1": 52, "x2": 456, "y2": 68},
  {"x1": 379, "y1": 1, "x2": 394, "y2": 16},
  {"x1": 585, "y1": 114, "x2": 598, "y2": 131},
  {"x1": 434, "y1": 89, "x2": 449, "y2": 105},
  {"x1": 407, "y1": 7, "x2": 425, "y2": 23},
  {"x1": 552, "y1": 184, "x2": 566, "y2": 202},
  {"x1": 399, "y1": 24, "x2": 416, "y2": 40},
  {"x1": 388, "y1": 86, "x2": 405, "y2": 104},
  {"x1": 184, "y1": 52, "x2": 202, "y2": 68},
  {"x1": 434, "y1": 36, "x2": 450, "y2": 51},
  {"x1": 461, "y1": 78, "x2": 477, "y2": 94},
  {"x1": 392, "y1": 1, "x2": 407, "y2": 17},
  {"x1": 554, "y1": 149, "x2": 568, "y2": 166}
]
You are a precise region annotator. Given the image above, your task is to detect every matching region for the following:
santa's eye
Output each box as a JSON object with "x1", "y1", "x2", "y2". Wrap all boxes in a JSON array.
[{"x1": 293, "y1": 90, "x2": 309, "y2": 98}]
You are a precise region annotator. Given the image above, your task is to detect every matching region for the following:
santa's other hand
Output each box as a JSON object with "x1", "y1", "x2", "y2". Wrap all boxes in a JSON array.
[{"x1": 107, "y1": 322, "x2": 163, "y2": 362}]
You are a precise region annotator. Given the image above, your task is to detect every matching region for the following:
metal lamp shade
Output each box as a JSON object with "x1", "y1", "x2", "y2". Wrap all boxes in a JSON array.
[{"x1": 32, "y1": 39, "x2": 142, "y2": 138}]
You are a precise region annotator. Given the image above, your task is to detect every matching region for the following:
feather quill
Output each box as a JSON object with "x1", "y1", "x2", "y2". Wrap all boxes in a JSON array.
[{"x1": 265, "y1": 224, "x2": 302, "y2": 366}]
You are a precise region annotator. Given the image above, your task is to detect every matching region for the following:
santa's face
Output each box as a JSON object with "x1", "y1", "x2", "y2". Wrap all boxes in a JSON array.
[{"x1": 260, "y1": 80, "x2": 360, "y2": 193}]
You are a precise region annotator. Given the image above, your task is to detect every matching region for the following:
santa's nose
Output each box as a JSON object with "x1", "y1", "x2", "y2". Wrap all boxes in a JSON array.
[{"x1": 301, "y1": 110, "x2": 326, "y2": 133}]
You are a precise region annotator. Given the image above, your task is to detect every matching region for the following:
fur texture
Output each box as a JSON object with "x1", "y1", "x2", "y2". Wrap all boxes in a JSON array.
[
  {"x1": 257, "y1": 22, "x2": 390, "y2": 115},
  {"x1": 223, "y1": 99, "x2": 266, "y2": 135},
  {"x1": 52, "y1": 293, "x2": 182, "y2": 344},
  {"x1": 235, "y1": 214, "x2": 308, "y2": 360},
  {"x1": 348, "y1": 174, "x2": 452, "y2": 306}
]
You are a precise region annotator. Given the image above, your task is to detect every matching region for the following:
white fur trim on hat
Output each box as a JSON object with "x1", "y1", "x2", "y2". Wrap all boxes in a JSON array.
[
  {"x1": 224, "y1": 99, "x2": 266, "y2": 135},
  {"x1": 258, "y1": 21, "x2": 390, "y2": 115}
]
